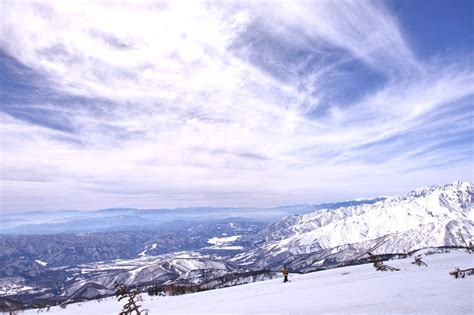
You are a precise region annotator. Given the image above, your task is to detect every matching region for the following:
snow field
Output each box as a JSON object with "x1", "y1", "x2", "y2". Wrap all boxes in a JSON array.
[{"x1": 20, "y1": 251, "x2": 473, "y2": 314}]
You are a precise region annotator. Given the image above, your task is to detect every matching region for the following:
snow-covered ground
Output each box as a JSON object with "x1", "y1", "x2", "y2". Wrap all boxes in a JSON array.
[
  {"x1": 207, "y1": 235, "x2": 241, "y2": 245},
  {"x1": 35, "y1": 259, "x2": 48, "y2": 266},
  {"x1": 206, "y1": 235, "x2": 243, "y2": 250},
  {"x1": 138, "y1": 243, "x2": 158, "y2": 257},
  {"x1": 20, "y1": 251, "x2": 473, "y2": 314},
  {"x1": 0, "y1": 282, "x2": 34, "y2": 297}
]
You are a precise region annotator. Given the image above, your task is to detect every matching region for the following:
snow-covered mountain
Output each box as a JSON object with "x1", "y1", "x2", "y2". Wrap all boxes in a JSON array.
[
  {"x1": 19, "y1": 250, "x2": 474, "y2": 314},
  {"x1": 2, "y1": 181, "x2": 473, "y2": 312},
  {"x1": 233, "y1": 181, "x2": 473, "y2": 270},
  {"x1": 61, "y1": 252, "x2": 236, "y2": 301}
]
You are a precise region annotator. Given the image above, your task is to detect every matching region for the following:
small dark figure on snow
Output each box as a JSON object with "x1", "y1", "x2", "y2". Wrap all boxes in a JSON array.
[{"x1": 282, "y1": 266, "x2": 289, "y2": 283}]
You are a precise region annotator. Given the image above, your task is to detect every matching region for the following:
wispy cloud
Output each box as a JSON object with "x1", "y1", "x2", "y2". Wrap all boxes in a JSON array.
[{"x1": 0, "y1": 0, "x2": 472, "y2": 211}]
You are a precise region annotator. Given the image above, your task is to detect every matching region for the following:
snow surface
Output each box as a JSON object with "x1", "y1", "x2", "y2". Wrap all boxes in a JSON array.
[
  {"x1": 35, "y1": 259, "x2": 48, "y2": 266},
  {"x1": 0, "y1": 282, "x2": 34, "y2": 297},
  {"x1": 138, "y1": 243, "x2": 158, "y2": 257},
  {"x1": 206, "y1": 235, "x2": 242, "y2": 250},
  {"x1": 22, "y1": 251, "x2": 474, "y2": 314},
  {"x1": 58, "y1": 251, "x2": 233, "y2": 297},
  {"x1": 209, "y1": 246, "x2": 243, "y2": 250},
  {"x1": 207, "y1": 235, "x2": 241, "y2": 245}
]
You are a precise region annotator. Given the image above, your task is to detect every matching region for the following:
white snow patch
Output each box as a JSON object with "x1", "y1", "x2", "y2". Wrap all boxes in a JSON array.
[
  {"x1": 206, "y1": 235, "x2": 242, "y2": 250},
  {"x1": 212, "y1": 246, "x2": 243, "y2": 250},
  {"x1": 35, "y1": 259, "x2": 48, "y2": 266},
  {"x1": 138, "y1": 243, "x2": 158, "y2": 257},
  {"x1": 207, "y1": 235, "x2": 241, "y2": 245}
]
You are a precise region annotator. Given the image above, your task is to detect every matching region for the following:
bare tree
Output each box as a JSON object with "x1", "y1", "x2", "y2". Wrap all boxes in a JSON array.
[
  {"x1": 457, "y1": 230, "x2": 473, "y2": 254},
  {"x1": 367, "y1": 252, "x2": 399, "y2": 272},
  {"x1": 412, "y1": 255, "x2": 428, "y2": 267},
  {"x1": 115, "y1": 281, "x2": 147, "y2": 315}
]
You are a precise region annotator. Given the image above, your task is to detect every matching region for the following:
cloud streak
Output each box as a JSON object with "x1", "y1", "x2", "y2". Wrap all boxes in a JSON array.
[{"x1": 0, "y1": 0, "x2": 473, "y2": 212}]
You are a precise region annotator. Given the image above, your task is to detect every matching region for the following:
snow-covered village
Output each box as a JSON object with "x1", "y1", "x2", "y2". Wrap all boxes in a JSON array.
[{"x1": 1, "y1": 0, "x2": 473, "y2": 314}]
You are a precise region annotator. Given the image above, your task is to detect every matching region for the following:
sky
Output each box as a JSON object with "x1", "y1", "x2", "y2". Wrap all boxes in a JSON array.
[{"x1": 0, "y1": 0, "x2": 473, "y2": 213}]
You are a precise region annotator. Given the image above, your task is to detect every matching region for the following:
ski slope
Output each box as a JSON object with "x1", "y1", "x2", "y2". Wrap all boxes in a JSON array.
[{"x1": 21, "y1": 251, "x2": 473, "y2": 314}]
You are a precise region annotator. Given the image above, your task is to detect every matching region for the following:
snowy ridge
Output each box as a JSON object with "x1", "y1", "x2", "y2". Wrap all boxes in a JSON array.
[
  {"x1": 233, "y1": 181, "x2": 473, "y2": 269},
  {"x1": 61, "y1": 252, "x2": 236, "y2": 300}
]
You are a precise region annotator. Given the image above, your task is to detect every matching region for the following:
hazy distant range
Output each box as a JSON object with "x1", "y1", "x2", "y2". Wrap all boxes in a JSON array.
[{"x1": 1, "y1": 198, "x2": 384, "y2": 235}]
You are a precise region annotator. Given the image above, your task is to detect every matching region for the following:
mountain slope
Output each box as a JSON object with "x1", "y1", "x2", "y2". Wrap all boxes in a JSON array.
[
  {"x1": 233, "y1": 181, "x2": 473, "y2": 270},
  {"x1": 2, "y1": 181, "x2": 472, "y2": 311},
  {"x1": 61, "y1": 252, "x2": 236, "y2": 300},
  {"x1": 21, "y1": 251, "x2": 474, "y2": 314}
]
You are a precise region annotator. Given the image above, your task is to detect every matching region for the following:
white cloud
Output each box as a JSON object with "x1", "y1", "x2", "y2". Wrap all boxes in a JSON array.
[{"x1": 0, "y1": 0, "x2": 472, "y2": 211}]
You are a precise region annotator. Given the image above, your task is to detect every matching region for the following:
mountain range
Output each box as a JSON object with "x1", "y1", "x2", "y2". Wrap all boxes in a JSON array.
[
  {"x1": 0, "y1": 181, "x2": 472, "y2": 311},
  {"x1": 233, "y1": 181, "x2": 472, "y2": 270}
]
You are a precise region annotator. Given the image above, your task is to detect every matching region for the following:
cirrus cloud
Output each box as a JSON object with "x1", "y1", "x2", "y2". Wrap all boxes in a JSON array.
[{"x1": 0, "y1": 0, "x2": 473, "y2": 212}]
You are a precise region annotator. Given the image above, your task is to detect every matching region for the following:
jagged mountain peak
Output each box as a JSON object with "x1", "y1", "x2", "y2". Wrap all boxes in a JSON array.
[
  {"x1": 233, "y1": 181, "x2": 473, "y2": 269},
  {"x1": 285, "y1": 181, "x2": 472, "y2": 225}
]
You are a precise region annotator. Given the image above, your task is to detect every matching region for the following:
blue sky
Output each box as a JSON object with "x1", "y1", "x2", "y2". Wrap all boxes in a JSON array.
[{"x1": 0, "y1": 0, "x2": 473, "y2": 212}]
